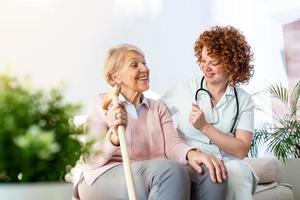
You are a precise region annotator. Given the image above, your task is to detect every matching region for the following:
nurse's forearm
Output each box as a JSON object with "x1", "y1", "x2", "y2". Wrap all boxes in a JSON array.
[{"x1": 201, "y1": 125, "x2": 250, "y2": 158}]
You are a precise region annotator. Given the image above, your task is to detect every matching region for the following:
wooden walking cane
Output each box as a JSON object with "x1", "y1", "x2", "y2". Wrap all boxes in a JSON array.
[{"x1": 101, "y1": 84, "x2": 137, "y2": 200}]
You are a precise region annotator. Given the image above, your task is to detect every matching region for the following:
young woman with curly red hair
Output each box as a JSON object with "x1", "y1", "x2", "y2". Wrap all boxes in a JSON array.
[{"x1": 161, "y1": 26, "x2": 258, "y2": 200}]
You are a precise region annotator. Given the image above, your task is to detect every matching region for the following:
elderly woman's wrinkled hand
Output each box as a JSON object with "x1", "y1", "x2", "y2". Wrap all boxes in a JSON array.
[
  {"x1": 187, "y1": 150, "x2": 227, "y2": 183},
  {"x1": 106, "y1": 101, "x2": 128, "y2": 132}
]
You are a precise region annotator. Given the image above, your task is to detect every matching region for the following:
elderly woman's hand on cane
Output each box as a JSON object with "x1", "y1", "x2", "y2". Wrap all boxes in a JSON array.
[
  {"x1": 105, "y1": 99, "x2": 128, "y2": 146},
  {"x1": 101, "y1": 84, "x2": 137, "y2": 200}
]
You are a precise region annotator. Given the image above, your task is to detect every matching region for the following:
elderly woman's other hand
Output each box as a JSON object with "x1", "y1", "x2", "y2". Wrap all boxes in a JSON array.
[{"x1": 187, "y1": 150, "x2": 227, "y2": 183}]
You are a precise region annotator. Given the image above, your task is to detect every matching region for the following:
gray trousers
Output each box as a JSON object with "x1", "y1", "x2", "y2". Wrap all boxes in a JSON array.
[{"x1": 78, "y1": 160, "x2": 226, "y2": 200}]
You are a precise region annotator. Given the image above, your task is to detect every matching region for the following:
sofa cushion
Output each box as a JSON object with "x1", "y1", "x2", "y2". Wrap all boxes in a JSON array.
[
  {"x1": 253, "y1": 184, "x2": 294, "y2": 200},
  {"x1": 244, "y1": 158, "x2": 283, "y2": 184},
  {"x1": 255, "y1": 181, "x2": 279, "y2": 193}
]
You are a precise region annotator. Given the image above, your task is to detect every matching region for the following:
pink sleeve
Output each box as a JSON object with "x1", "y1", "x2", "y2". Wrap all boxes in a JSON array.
[
  {"x1": 158, "y1": 103, "x2": 192, "y2": 164},
  {"x1": 84, "y1": 95, "x2": 120, "y2": 170}
]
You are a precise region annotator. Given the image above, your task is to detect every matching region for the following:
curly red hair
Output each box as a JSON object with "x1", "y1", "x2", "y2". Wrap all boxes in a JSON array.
[{"x1": 194, "y1": 26, "x2": 254, "y2": 86}]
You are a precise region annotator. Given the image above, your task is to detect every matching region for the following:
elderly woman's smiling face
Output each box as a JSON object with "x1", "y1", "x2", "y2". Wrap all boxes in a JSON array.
[{"x1": 112, "y1": 50, "x2": 150, "y2": 96}]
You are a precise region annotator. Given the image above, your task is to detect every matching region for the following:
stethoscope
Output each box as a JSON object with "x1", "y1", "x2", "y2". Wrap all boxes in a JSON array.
[{"x1": 194, "y1": 76, "x2": 239, "y2": 135}]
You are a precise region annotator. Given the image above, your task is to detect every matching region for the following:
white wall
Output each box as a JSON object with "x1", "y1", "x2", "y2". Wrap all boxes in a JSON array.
[
  {"x1": 0, "y1": 0, "x2": 211, "y2": 112},
  {"x1": 1, "y1": 0, "x2": 299, "y2": 125}
]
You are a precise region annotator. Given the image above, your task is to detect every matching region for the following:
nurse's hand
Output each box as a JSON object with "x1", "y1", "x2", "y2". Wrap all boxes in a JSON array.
[
  {"x1": 189, "y1": 103, "x2": 210, "y2": 131},
  {"x1": 187, "y1": 149, "x2": 227, "y2": 183}
]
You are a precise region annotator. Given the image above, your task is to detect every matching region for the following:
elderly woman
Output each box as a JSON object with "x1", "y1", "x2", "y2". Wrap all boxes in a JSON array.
[
  {"x1": 161, "y1": 26, "x2": 258, "y2": 200},
  {"x1": 75, "y1": 44, "x2": 227, "y2": 200}
]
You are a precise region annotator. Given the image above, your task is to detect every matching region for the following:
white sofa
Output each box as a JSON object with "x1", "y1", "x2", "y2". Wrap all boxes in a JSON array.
[{"x1": 244, "y1": 158, "x2": 294, "y2": 200}]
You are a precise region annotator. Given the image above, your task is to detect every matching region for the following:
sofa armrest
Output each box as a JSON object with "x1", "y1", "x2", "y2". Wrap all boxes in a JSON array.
[{"x1": 244, "y1": 158, "x2": 283, "y2": 184}]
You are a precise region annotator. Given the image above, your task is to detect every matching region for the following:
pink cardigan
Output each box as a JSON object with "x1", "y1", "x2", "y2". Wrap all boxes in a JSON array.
[{"x1": 82, "y1": 95, "x2": 192, "y2": 185}]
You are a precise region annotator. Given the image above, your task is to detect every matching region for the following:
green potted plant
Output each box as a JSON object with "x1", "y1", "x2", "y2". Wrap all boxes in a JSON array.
[
  {"x1": 0, "y1": 73, "x2": 86, "y2": 199},
  {"x1": 250, "y1": 80, "x2": 300, "y2": 162}
]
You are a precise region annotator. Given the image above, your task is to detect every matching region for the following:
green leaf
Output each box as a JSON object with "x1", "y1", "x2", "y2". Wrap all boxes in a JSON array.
[
  {"x1": 0, "y1": 73, "x2": 88, "y2": 182},
  {"x1": 290, "y1": 80, "x2": 300, "y2": 119},
  {"x1": 268, "y1": 83, "x2": 289, "y2": 105}
]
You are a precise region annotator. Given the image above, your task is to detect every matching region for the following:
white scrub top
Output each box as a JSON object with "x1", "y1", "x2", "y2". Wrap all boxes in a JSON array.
[{"x1": 160, "y1": 77, "x2": 254, "y2": 161}]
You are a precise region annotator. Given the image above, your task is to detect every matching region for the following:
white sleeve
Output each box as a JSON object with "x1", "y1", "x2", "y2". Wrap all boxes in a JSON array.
[{"x1": 236, "y1": 95, "x2": 254, "y2": 133}]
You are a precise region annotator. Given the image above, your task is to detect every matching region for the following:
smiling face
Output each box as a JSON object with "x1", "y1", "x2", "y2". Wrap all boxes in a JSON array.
[
  {"x1": 200, "y1": 47, "x2": 228, "y2": 85},
  {"x1": 111, "y1": 50, "x2": 150, "y2": 99}
]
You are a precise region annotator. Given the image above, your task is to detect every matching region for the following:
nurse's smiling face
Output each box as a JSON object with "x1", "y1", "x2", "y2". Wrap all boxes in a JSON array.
[{"x1": 199, "y1": 47, "x2": 228, "y2": 85}]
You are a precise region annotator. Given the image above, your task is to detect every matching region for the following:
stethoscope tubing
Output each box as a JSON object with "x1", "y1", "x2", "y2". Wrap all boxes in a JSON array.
[{"x1": 195, "y1": 76, "x2": 239, "y2": 135}]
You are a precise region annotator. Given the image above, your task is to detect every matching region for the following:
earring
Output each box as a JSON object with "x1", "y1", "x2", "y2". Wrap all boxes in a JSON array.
[{"x1": 115, "y1": 80, "x2": 121, "y2": 84}]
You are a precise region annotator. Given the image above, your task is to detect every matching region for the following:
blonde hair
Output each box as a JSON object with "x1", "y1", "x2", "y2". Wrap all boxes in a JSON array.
[{"x1": 103, "y1": 44, "x2": 144, "y2": 86}]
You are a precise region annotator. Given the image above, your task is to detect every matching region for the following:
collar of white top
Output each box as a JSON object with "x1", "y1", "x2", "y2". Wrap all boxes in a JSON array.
[{"x1": 198, "y1": 78, "x2": 235, "y2": 97}]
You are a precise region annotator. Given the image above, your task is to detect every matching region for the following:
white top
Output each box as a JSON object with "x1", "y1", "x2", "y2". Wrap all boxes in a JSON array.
[{"x1": 160, "y1": 77, "x2": 254, "y2": 161}]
